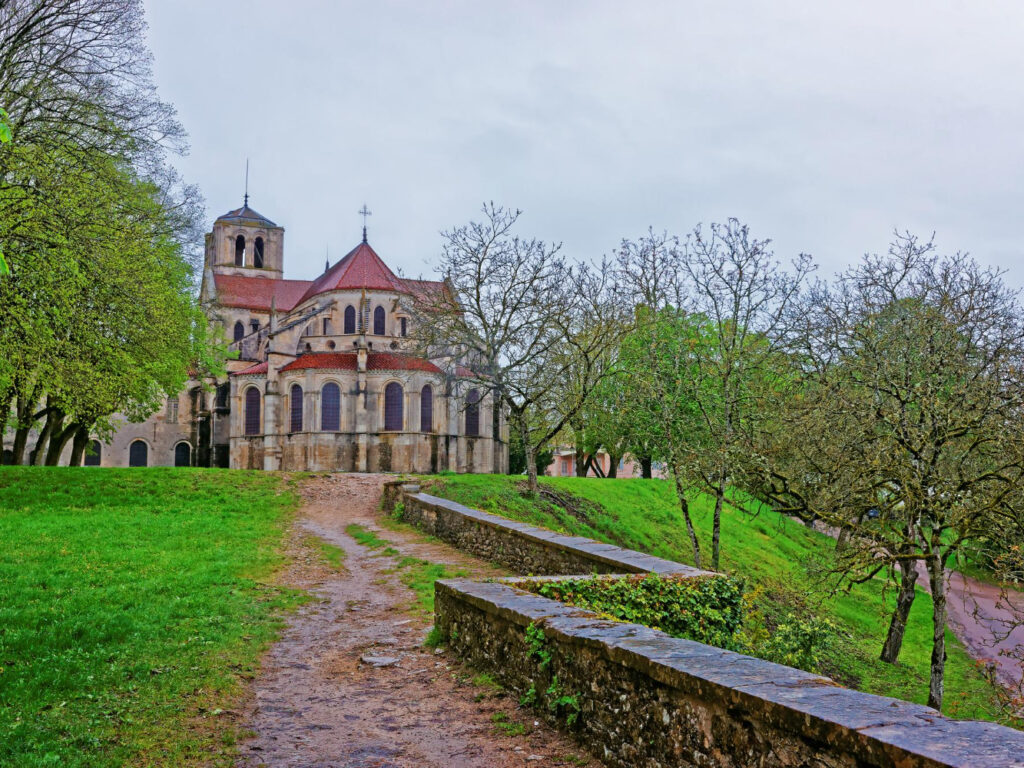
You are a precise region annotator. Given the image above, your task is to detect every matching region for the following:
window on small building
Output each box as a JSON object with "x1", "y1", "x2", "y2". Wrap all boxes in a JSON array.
[
  {"x1": 384, "y1": 382, "x2": 403, "y2": 431},
  {"x1": 465, "y1": 388, "x2": 480, "y2": 437},
  {"x1": 250, "y1": 319, "x2": 259, "y2": 333},
  {"x1": 234, "y1": 235, "x2": 245, "y2": 266},
  {"x1": 322, "y1": 318, "x2": 331, "y2": 335},
  {"x1": 344, "y1": 305, "x2": 356, "y2": 333},
  {"x1": 166, "y1": 397, "x2": 179, "y2": 424},
  {"x1": 83, "y1": 440, "x2": 102, "y2": 466},
  {"x1": 290, "y1": 384, "x2": 303, "y2": 432},
  {"x1": 128, "y1": 440, "x2": 148, "y2": 467},
  {"x1": 233, "y1": 321, "x2": 245, "y2": 342},
  {"x1": 174, "y1": 442, "x2": 191, "y2": 467},
  {"x1": 373, "y1": 305, "x2": 385, "y2": 335},
  {"x1": 321, "y1": 382, "x2": 341, "y2": 430},
  {"x1": 420, "y1": 385, "x2": 433, "y2": 432},
  {"x1": 244, "y1": 387, "x2": 261, "y2": 435},
  {"x1": 254, "y1": 236, "x2": 265, "y2": 268},
  {"x1": 400, "y1": 317, "x2": 408, "y2": 337}
]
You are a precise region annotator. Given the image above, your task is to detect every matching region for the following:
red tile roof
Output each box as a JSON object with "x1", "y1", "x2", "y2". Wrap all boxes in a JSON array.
[
  {"x1": 280, "y1": 353, "x2": 358, "y2": 372},
  {"x1": 280, "y1": 352, "x2": 441, "y2": 374},
  {"x1": 232, "y1": 361, "x2": 268, "y2": 375},
  {"x1": 368, "y1": 352, "x2": 442, "y2": 373},
  {"x1": 299, "y1": 242, "x2": 408, "y2": 303},
  {"x1": 213, "y1": 274, "x2": 312, "y2": 312}
]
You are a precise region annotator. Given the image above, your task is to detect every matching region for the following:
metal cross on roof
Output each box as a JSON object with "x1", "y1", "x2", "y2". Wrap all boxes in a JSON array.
[{"x1": 359, "y1": 204, "x2": 372, "y2": 243}]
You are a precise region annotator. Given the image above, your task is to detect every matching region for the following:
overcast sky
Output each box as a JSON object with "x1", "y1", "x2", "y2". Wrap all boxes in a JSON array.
[{"x1": 143, "y1": 1, "x2": 1024, "y2": 286}]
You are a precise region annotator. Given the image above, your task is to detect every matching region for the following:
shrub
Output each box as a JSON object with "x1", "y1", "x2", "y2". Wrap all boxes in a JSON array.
[{"x1": 519, "y1": 573, "x2": 745, "y2": 649}]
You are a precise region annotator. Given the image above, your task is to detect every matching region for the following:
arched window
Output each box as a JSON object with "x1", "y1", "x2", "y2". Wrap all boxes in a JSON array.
[
  {"x1": 384, "y1": 382, "x2": 403, "y2": 431},
  {"x1": 254, "y1": 237, "x2": 264, "y2": 268},
  {"x1": 129, "y1": 440, "x2": 148, "y2": 467},
  {"x1": 400, "y1": 317, "x2": 408, "y2": 337},
  {"x1": 233, "y1": 321, "x2": 245, "y2": 342},
  {"x1": 244, "y1": 387, "x2": 261, "y2": 435},
  {"x1": 234, "y1": 235, "x2": 245, "y2": 266},
  {"x1": 373, "y1": 306, "x2": 385, "y2": 335},
  {"x1": 344, "y1": 305, "x2": 356, "y2": 333},
  {"x1": 83, "y1": 440, "x2": 102, "y2": 466},
  {"x1": 465, "y1": 389, "x2": 480, "y2": 437},
  {"x1": 321, "y1": 382, "x2": 341, "y2": 431},
  {"x1": 290, "y1": 384, "x2": 303, "y2": 432},
  {"x1": 420, "y1": 385, "x2": 433, "y2": 433},
  {"x1": 174, "y1": 442, "x2": 191, "y2": 467}
]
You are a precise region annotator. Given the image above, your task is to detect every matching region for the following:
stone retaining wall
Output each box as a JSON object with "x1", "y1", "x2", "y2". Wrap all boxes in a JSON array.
[
  {"x1": 384, "y1": 480, "x2": 1024, "y2": 767},
  {"x1": 383, "y1": 482, "x2": 706, "y2": 578}
]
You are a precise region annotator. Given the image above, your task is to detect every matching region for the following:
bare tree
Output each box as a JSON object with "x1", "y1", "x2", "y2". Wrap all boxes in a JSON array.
[{"x1": 753, "y1": 234, "x2": 1024, "y2": 710}]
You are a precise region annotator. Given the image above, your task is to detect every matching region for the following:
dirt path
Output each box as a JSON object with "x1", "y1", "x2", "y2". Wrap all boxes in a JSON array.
[{"x1": 237, "y1": 474, "x2": 598, "y2": 768}]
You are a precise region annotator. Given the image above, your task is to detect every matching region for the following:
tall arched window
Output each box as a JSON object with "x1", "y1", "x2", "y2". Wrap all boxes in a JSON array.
[
  {"x1": 234, "y1": 235, "x2": 245, "y2": 266},
  {"x1": 290, "y1": 384, "x2": 304, "y2": 432},
  {"x1": 129, "y1": 440, "x2": 148, "y2": 467},
  {"x1": 384, "y1": 382, "x2": 403, "y2": 431},
  {"x1": 420, "y1": 385, "x2": 433, "y2": 432},
  {"x1": 84, "y1": 440, "x2": 102, "y2": 466},
  {"x1": 233, "y1": 321, "x2": 245, "y2": 342},
  {"x1": 174, "y1": 442, "x2": 191, "y2": 467},
  {"x1": 344, "y1": 305, "x2": 356, "y2": 333},
  {"x1": 254, "y1": 237, "x2": 265, "y2": 268},
  {"x1": 244, "y1": 387, "x2": 261, "y2": 435},
  {"x1": 373, "y1": 306, "x2": 385, "y2": 335},
  {"x1": 321, "y1": 382, "x2": 341, "y2": 431},
  {"x1": 465, "y1": 389, "x2": 480, "y2": 437}
]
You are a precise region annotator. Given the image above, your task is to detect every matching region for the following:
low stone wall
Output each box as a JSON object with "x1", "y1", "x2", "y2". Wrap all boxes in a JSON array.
[
  {"x1": 384, "y1": 484, "x2": 706, "y2": 577},
  {"x1": 383, "y1": 481, "x2": 1024, "y2": 767},
  {"x1": 438, "y1": 579, "x2": 1024, "y2": 768}
]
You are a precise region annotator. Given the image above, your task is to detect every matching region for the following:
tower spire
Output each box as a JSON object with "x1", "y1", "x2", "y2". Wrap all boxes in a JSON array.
[
  {"x1": 243, "y1": 158, "x2": 249, "y2": 207},
  {"x1": 358, "y1": 204, "x2": 372, "y2": 243}
]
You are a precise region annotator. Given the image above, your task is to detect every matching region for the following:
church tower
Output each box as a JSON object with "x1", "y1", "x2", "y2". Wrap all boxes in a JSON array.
[{"x1": 204, "y1": 197, "x2": 285, "y2": 280}]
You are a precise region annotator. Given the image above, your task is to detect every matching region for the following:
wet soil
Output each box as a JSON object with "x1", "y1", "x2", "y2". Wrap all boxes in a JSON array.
[{"x1": 237, "y1": 473, "x2": 598, "y2": 768}]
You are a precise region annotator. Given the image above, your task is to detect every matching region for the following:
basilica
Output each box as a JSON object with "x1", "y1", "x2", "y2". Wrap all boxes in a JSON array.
[{"x1": 86, "y1": 200, "x2": 507, "y2": 473}]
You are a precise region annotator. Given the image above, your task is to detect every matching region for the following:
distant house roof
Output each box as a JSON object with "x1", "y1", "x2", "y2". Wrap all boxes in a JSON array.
[
  {"x1": 212, "y1": 274, "x2": 312, "y2": 312},
  {"x1": 280, "y1": 352, "x2": 442, "y2": 374},
  {"x1": 215, "y1": 204, "x2": 278, "y2": 228},
  {"x1": 232, "y1": 361, "x2": 268, "y2": 376}
]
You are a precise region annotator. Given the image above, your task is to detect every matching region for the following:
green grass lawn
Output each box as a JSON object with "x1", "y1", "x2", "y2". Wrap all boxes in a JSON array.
[
  {"x1": 0, "y1": 467, "x2": 303, "y2": 767},
  {"x1": 427, "y1": 474, "x2": 1016, "y2": 726}
]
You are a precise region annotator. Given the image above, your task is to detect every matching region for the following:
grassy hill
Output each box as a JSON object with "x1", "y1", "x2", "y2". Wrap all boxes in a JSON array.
[
  {"x1": 427, "y1": 474, "x2": 1015, "y2": 725},
  {"x1": 0, "y1": 468, "x2": 302, "y2": 767}
]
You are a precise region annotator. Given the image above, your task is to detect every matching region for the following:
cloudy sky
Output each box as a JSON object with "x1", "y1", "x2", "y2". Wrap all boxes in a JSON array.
[{"x1": 143, "y1": 1, "x2": 1024, "y2": 285}]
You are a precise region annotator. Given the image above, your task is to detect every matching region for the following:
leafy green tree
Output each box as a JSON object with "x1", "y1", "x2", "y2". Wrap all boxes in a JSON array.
[{"x1": 754, "y1": 235, "x2": 1024, "y2": 709}]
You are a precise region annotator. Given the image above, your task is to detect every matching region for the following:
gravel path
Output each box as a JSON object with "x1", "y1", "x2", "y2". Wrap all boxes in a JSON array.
[{"x1": 237, "y1": 473, "x2": 598, "y2": 768}]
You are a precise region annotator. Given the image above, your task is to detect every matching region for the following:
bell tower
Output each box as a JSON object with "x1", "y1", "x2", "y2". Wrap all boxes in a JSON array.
[{"x1": 204, "y1": 193, "x2": 285, "y2": 279}]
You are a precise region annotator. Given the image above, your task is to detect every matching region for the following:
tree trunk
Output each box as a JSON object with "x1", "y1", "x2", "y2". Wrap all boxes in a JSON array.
[
  {"x1": 880, "y1": 560, "x2": 919, "y2": 663},
  {"x1": 672, "y1": 474, "x2": 702, "y2": 569},
  {"x1": 11, "y1": 425, "x2": 29, "y2": 464},
  {"x1": 926, "y1": 554, "x2": 948, "y2": 710},
  {"x1": 46, "y1": 418, "x2": 77, "y2": 465},
  {"x1": 526, "y1": 447, "x2": 539, "y2": 494},
  {"x1": 33, "y1": 407, "x2": 57, "y2": 465},
  {"x1": 711, "y1": 472, "x2": 726, "y2": 571},
  {"x1": 68, "y1": 426, "x2": 90, "y2": 466},
  {"x1": 640, "y1": 456, "x2": 652, "y2": 479},
  {"x1": 606, "y1": 453, "x2": 619, "y2": 478},
  {"x1": 0, "y1": 391, "x2": 12, "y2": 437}
]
